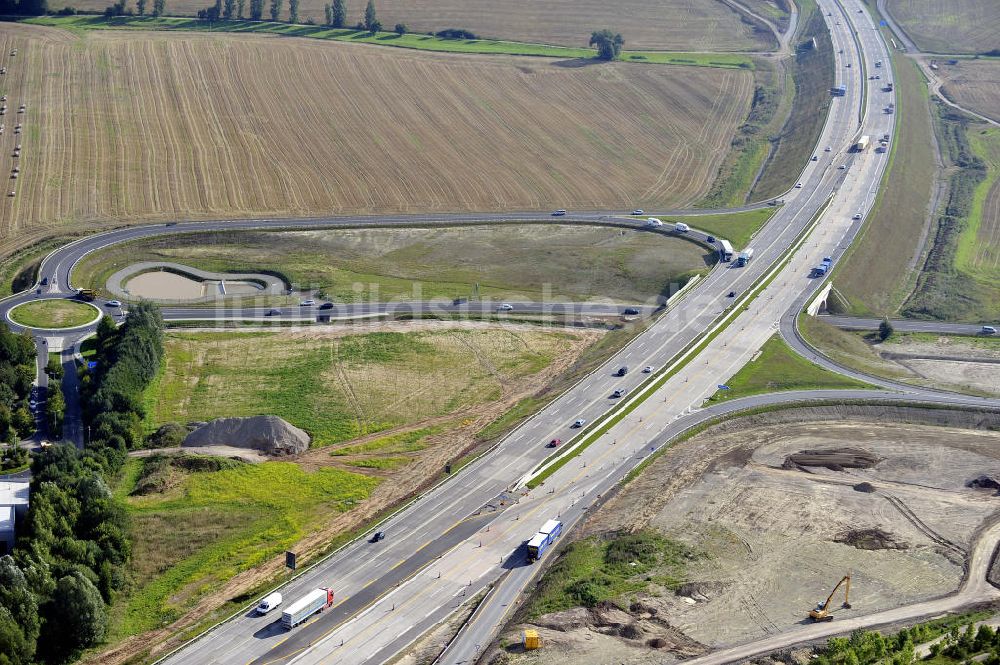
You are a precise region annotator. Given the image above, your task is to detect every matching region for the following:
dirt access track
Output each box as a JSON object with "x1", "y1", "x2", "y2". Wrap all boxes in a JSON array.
[{"x1": 503, "y1": 405, "x2": 1000, "y2": 665}]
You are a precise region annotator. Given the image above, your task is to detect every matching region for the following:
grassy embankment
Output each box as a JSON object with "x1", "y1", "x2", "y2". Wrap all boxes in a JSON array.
[
  {"x1": 696, "y1": 0, "x2": 833, "y2": 208},
  {"x1": 706, "y1": 333, "x2": 873, "y2": 402},
  {"x1": 71, "y1": 224, "x2": 714, "y2": 305},
  {"x1": 899, "y1": 110, "x2": 993, "y2": 321},
  {"x1": 817, "y1": 51, "x2": 935, "y2": 316},
  {"x1": 0, "y1": 235, "x2": 77, "y2": 297},
  {"x1": 23, "y1": 16, "x2": 755, "y2": 69},
  {"x1": 8, "y1": 299, "x2": 98, "y2": 328},
  {"x1": 750, "y1": 0, "x2": 835, "y2": 199},
  {"x1": 110, "y1": 455, "x2": 378, "y2": 637},
  {"x1": 525, "y1": 530, "x2": 696, "y2": 618}
]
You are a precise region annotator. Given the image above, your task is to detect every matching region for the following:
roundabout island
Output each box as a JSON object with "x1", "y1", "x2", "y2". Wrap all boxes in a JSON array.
[{"x1": 7, "y1": 298, "x2": 102, "y2": 331}]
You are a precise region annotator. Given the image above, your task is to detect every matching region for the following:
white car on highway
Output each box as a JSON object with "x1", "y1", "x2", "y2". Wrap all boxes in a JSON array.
[
  {"x1": 497, "y1": 303, "x2": 514, "y2": 312},
  {"x1": 105, "y1": 300, "x2": 122, "y2": 307},
  {"x1": 300, "y1": 300, "x2": 316, "y2": 306},
  {"x1": 572, "y1": 419, "x2": 586, "y2": 428}
]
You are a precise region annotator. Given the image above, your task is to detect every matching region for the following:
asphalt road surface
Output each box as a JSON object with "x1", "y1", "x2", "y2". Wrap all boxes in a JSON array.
[
  {"x1": 156, "y1": 0, "x2": 912, "y2": 662},
  {"x1": 5, "y1": 0, "x2": 991, "y2": 663}
]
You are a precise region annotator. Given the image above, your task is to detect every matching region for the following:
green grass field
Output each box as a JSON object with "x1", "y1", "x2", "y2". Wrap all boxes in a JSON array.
[
  {"x1": 8, "y1": 299, "x2": 99, "y2": 329},
  {"x1": 23, "y1": 16, "x2": 755, "y2": 70},
  {"x1": 112, "y1": 456, "x2": 379, "y2": 637},
  {"x1": 832, "y1": 53, "x2": 935, "y2": 316},
  {"x1": 672, "y1": 208, "x2": 778, "y2": 248},
  {"x1": 884, "y1": 0, "x2": 1000, "y2": 54},
  {"x1": 146, "y1": 327, "x2": 580, "y2": 446},
  {"x1": 73, "y1": 224, "x2": 713, "y2": 305},
  {"x1": 526, "y1": 530, "x2": 695, "y2": 618},
  {"x1": 707, "y1": 333, "x2": 873, "y2": 402},
  {"x1": 954, "y1": 127, "x2": 1000, "y2": 283}
]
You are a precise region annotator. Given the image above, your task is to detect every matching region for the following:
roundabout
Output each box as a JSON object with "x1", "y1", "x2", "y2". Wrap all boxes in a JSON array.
[{"x1": 7, "y1": 298, "x2": 102, "y2": 331}]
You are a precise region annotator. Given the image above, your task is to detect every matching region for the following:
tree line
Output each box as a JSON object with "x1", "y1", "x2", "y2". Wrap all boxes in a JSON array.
[
  {"x1": 0, "y1": 324, "x2": 37, "y2": 447},
  {"x1": 0, "y1": 301, "x2": 164, "y2": 664},
  {"x1": 813, "y1": 616, "x2": 999, "y2": 665}
]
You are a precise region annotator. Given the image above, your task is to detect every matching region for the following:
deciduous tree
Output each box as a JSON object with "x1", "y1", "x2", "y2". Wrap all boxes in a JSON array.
[
  {"x1": 363, "y1": 0, "x2": 376, "y2": 31},
  {"x1": 269, "y1": 0, "x2": 281, "y2": 21},
  {"x1": 288, "y1": 0, "x2": 297, "y2": 22},
  {"x1": 589, "y1": 29, "x2": 624, "y2": 60},
  {"x1": 331, "y1": 0, "x2": 345, "y2": 27}
]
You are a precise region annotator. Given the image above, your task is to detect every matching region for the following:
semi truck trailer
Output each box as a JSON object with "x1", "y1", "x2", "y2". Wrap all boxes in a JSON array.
[
  {"x1": 281, "y1": 588, "x2": 334, "y2": 628},
  {"x1": 526, "y1": 519, "x2": 563, "y2": 562},
  {"x1": 736, "y1": 248, "x2": 754, "y2": 267},
  {"x1": 719, "y1": 239, "x2": 734, "y2": 262},
  {"x1": 854, "y1": 135, "x2": 870, "y2": 151}
]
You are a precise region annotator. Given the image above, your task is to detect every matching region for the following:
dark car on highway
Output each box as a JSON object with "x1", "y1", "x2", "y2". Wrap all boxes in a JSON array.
[
  {"x1": 319, "y1": 302, "x2": 334, "y2": 310},
  {"x1": 623, "y1": 307, "x2": 640, "y2": 316},
  {"x1": 616, "y1": 366, "x2": 628, "y2": 376}
]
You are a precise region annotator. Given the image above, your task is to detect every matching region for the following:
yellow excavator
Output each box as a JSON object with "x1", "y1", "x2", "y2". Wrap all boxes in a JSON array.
[{"x1": 808, "y1": 575, "x2": 851, "y2": 621}]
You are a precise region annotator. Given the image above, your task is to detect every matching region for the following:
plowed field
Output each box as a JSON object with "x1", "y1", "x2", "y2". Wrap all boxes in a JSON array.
[
  {"x1": 886, "y1": 0, "x2": 1000, "y2": 54},
  {"x1": 939, "y1": 59, "x2": 1000, "y2": 124},
  {"x1": 62, "y1": 0, "x2": 774, "y2": 51},
  {"x1": 0, "y1": 25, "x2": 752, "y2": 257}
]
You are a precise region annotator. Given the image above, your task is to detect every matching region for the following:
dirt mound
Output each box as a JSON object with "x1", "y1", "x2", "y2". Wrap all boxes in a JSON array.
[
  {"x1": 853, "y1": 482, "x2": 877, "y2": 493},
  {"x1": 835, "y1": 528, "x2": 909, "y2": 550},
  {"x1": 783, "y1": 447, "x2": 880, "y2": 471},
  {"x1": 183, "y1": 416, "x2": 310, "y2": 456},
  {"x1": 968, "y1": 475, "x2": 1000, "y2": 492},
  {"x1": 676, "y1": 581, "x2": 727, "y2": 602}
]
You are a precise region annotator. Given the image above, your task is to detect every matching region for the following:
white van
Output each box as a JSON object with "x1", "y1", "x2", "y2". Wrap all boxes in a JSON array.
[
  {"x1": 257, "y1": 592, "x2": 283, "y2": 615},
  {"x1": 674, "y1": 222, "x2": 690, "y2": 233},
  {"x1": 645, "y1": 217, "x2": 663, "y2": 227}
]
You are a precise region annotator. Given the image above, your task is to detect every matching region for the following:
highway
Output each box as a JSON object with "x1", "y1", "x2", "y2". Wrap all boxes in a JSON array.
[
  {"x1": 4, "y1": 0, "x2": 989, "y2": 663},
  {"x1": 149, "y1": 0, "x2": 911, "y2": 663}
]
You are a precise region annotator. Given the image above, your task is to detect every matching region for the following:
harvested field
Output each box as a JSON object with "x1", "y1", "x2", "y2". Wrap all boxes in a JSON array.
[
  {"x1": 503, "y1": 416, "x2": 1000, "y2": 663},
  {"x1": 74, "y1": 225, "x2": 712, "y2": 305},
  {"x1": 61, "y1": 0, "x2": 774, "y2": 51},
  {"x1": 0, "y1": 25, "x2": 753, "y2": 256},
  {"x1": 885, "y1": 0, "x2": 1000, "y2": 54},
  {"x1": 939, "y1": 60, "x2": 1000, "y2": 124}
]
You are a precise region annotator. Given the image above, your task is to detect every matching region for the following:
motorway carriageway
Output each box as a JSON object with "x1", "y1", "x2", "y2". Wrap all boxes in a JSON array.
[{"x1": 158, "y1": 1, "x2": 903, "y2": 662}]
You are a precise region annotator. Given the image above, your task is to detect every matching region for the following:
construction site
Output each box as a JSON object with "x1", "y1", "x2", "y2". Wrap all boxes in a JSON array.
[{"x1": 498, "y1": 405, "x2": 1000, "y2": 665}]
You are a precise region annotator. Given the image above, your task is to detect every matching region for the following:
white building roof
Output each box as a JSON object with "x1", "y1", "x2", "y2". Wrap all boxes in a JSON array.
[{"x1": 0, "y1": 481, "x2": 29, "y2": 507}]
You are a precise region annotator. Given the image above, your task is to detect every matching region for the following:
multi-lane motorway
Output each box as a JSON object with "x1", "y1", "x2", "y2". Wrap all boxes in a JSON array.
[{"x1": 6, "y1": 1, "x2": 994, "y2": 664}]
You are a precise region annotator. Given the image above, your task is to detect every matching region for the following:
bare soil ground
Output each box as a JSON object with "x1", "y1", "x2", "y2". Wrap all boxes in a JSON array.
[
  {"x1": 62, "y1": 0, "x2": 774, "y2": 51},
  {"x1": 872, "y1": 334, "x2": 1000, "y2": 397},
  {"x1": 0, "y1": 25, "x2": 752, "y2": 258},
  {"x1": 502, "y1": 416, "x2": 1000, "y2": 664},
  {"x1": 939, "y1": 60, "x2": 1000, "y2": 124},
  {"x1": 885, "y1": 0, "x2": 1000, "y2": 54}
]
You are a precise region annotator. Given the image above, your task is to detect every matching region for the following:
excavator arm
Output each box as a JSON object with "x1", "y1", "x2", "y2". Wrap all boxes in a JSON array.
[{"x1": 808, "y1": 575, "x2": 852, "y2": 621}]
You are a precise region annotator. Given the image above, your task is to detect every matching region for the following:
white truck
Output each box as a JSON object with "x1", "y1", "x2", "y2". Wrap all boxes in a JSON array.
[
  {"x1": 674, "y1": 222, "x2": 690, "y2": 233},
  {"x1": 719, "y1": 239, "x2": 734, "y2": 262},
  {"x1": 281, "y1": 588, "x2": 334, "y2": 628},
  {"x1": 854, "y1": 135, "x2": 870, "y2": 151},
  {"x1": 736, "y1": 248, "x2": 754, "y2": 267},
  {"x1": 645, "y1": 217, "x2": 663, "y2": 227}
]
